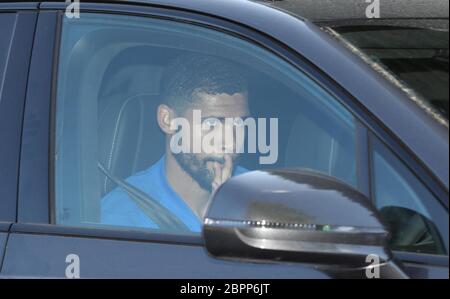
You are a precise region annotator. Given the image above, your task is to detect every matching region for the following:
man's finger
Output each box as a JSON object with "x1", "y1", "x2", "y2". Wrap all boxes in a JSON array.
[
  {"x1": 222, "y1": 155, "x2": 233, "y2": 182},
  {"x1": 213, "y1": 162, "x2": 222, "y2": 186}
]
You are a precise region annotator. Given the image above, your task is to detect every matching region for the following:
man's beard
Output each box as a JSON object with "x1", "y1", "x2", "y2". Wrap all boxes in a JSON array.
[{"x1": 173, "y1": 153, "x2": 235, "y2": 193}]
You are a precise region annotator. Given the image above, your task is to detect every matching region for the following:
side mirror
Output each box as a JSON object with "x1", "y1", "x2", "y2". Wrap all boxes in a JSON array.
[{"x1": 203, "y1": 169, "x2": 406, "y2": 278}]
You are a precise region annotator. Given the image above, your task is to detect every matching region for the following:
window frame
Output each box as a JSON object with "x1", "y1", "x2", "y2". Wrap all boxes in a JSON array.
[
  {"x1": 18, "y1": 3, "x2": 448, "y2": 254},
  {"x1": 0, "y1": 9, "x2": 37, "y2": 224},
  {"x1": 17, "y1": 11, "x2": 58, "y2": 224},
  {"x1": 368, "y1": 131, "x2": 449, "y2": 264}
]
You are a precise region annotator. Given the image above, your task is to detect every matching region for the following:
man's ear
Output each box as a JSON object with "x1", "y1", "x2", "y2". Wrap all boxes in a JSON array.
[{"x1": 157, "y1": 104, "x2": 176, "y2": 134}]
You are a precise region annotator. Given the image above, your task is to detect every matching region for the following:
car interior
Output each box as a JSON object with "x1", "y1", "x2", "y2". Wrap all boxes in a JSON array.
[{"x1": 54, "y1": 17, "x2": 360, "y2": 231}]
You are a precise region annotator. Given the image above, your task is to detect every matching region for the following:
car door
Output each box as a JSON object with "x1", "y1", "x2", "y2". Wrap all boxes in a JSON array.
[
  {"x1": 0, "y1": 4, "x2": 37, "y2": 272},
  {"x1": 1, "y1": 2, "x2": 447, "y2": 279},
  {"x1": 1, "y1": 4, "x2": 361, "y2": 278}
]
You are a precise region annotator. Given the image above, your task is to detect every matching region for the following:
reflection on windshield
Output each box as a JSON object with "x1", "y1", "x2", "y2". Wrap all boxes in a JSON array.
[{"x1": 327, "y1": 25, "x2": 449, "y2": 125}]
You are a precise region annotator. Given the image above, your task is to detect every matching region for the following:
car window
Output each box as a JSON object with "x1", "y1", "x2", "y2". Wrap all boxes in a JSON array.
[
  {"x1": 0, "y1": 12, "x2": 19, "y2": 221},
  {"x1": 0, "y1": 13, "x2": 16, "y2": 106},
  {"x1": 327, "y1": 25, "x2": 449, "y2": 123},
  {"x1": 54, "y1": 13, "x2": 357, "y2": 235},
  {"x1": 371, "y1": 138, "x2": 448, "y2": 255}
]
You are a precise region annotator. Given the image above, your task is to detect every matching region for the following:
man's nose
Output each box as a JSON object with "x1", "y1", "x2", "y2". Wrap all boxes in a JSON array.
[{"x1": 221, "y1": 122, "x2": 236, "y2": 153}]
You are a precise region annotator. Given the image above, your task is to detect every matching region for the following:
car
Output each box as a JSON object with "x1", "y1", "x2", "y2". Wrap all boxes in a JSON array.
[{"x1": 0, "y1": 0, "x2": 448, "y2": 279}]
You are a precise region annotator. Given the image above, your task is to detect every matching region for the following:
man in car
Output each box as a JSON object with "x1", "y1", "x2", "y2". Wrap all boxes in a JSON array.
[{"x1": 101, "y1": 54, "x2": 249, "y2": 232}]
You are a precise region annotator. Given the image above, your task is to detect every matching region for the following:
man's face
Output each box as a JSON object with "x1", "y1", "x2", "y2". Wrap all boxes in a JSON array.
[{"x1": 173, "y1": 91, "x2": 249, "y2": 192}]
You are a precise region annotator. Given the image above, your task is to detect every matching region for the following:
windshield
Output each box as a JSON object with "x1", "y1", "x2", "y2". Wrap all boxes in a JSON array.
[{"x1": 325, "y1": 25, "x2": 449, "y2": 123}]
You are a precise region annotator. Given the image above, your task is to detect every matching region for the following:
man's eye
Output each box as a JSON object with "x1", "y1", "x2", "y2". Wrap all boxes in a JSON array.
[
  {"x1": 204, "y1": 118, "x2": 220, "y2": 127},
  {"x1": 233, "y1": 118, "x2": 244, "y2": 127}
]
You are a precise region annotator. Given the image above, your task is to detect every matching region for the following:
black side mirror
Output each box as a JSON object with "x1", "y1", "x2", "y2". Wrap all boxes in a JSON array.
[{"x1": 203, "y1": 169, "x2": 406, "y2": 278}]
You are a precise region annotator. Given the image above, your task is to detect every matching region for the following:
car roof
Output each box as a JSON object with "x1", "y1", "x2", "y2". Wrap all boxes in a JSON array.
[
  {"x1": 254, "y1": 0, "x2": 449, "y2": 21},
  {"x1": 17, "y1": 0, "x2": 450, "y2": 22}
]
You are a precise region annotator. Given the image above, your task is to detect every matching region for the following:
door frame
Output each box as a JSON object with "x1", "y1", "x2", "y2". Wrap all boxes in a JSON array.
[{"x1": 14, "y1": 1, "x2": 448, "y2": 278}]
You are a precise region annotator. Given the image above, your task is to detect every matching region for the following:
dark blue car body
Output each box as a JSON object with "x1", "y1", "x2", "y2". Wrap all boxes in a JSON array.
[{"x1": 0, "y1": 0, "x2": 448, "y2": 278}]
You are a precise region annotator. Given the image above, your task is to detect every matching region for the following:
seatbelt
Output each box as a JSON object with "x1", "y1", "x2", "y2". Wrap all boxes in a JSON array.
[{"x1": 98, "y1": 162, "x2": 191, "y2": 233}]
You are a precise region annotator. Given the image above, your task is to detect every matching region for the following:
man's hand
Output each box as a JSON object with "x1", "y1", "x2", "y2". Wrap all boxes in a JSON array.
[{"x1": 211, "y1": 155, "x2": 233, "y2": 193}]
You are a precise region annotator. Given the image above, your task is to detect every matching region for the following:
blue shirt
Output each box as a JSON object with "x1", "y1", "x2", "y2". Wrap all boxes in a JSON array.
[{"x1": 101, "y1": 156, "x2": 246, "y2": 232}]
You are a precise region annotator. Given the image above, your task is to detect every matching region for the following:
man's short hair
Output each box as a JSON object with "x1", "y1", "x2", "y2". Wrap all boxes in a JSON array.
[{"x1": 162, "y1": 53, "x2": 247, "y2": 113}]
